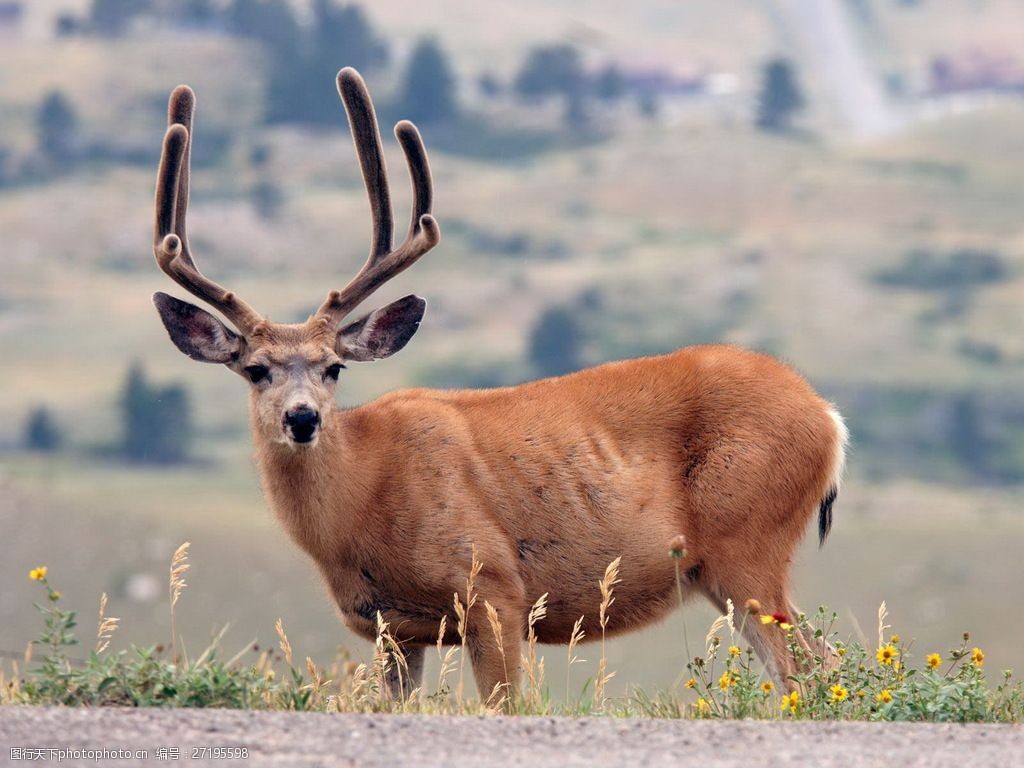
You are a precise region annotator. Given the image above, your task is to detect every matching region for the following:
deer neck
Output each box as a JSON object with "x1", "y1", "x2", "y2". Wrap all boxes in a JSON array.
[{"x1": 251, "y1": 407, "x2": 374, "y2": 561}]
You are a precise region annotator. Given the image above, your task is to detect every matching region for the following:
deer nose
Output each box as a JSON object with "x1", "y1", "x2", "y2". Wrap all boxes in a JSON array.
[{"x1": 284, "y1": 406, "x2": 320, "y2": 443}]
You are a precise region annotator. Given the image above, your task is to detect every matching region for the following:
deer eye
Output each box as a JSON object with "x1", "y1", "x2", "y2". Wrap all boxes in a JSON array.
[
  {"x1": 244, "y1": 364, "x2": 270, "y2": 384},
  {"x1": 324, "y1": 363, "x2": 344, "y2": 381}
]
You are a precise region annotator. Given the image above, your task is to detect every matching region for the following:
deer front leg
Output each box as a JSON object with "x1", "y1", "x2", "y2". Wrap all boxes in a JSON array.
[
  {"x1": 383, "y1": 644, "x2": 425, "y2": 703},
  {"x1": 468, "y1": 606, "x2": 523, "y2": 710}
]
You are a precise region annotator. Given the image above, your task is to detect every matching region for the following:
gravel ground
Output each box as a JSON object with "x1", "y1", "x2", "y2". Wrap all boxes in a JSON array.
[{"x1": 1, "y1": 708, "x2": 1021, "y2": 767}]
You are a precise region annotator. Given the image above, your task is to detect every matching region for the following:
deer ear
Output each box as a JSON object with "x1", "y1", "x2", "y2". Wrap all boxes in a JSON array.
[
  {"x1": 153, "y1": 292, "x2": 244, "y2": 365},
  {"x1": 336, "y1": 295, "x2": 426, "y2": 362}
]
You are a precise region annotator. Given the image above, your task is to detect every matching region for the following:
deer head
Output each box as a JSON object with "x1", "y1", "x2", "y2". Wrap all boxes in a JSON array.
[{"x1": 152, "y1": 68, "x2": 440, "y2": 447}]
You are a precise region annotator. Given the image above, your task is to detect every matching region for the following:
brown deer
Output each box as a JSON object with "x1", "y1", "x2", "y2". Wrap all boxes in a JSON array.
[{"x1": 151, "y1": 68, "x2": 847, "y2": 704}]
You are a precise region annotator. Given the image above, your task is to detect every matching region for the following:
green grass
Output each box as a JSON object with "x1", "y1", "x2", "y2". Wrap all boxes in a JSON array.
[{"x1": 4, "y1": 551, "x2": 1020, "y2": 722}]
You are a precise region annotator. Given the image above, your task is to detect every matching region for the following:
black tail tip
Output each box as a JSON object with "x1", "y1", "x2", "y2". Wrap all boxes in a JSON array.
[{"x1": 818, "y1": 485, "x2": 838, "y2": 546}]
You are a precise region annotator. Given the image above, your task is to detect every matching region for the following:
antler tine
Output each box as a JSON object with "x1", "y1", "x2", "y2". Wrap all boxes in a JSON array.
[
  {"x1": 394, "y1": 120, "x2": 433, "y2": 241},
  {"x1": 153, "y1": 86, "x2": 262, "y2": 334},
  {"x1": 337, "y1": 67, "x2": 394, "y2": 262},
  {"x1": 316, "y1": 69, "x2": 440, "y2": 325},
  {"x1": 167, "y1": 85, "x2": 196, "y2": 269}
]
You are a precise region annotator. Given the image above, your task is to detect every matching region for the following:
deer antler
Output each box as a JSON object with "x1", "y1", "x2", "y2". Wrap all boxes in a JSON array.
[
  {"x1": 314, "y1": 68, "x2": 440, "y2": 325},
  {"x1": 154, "y1": 86, "x2": 263, "y2": 334}
]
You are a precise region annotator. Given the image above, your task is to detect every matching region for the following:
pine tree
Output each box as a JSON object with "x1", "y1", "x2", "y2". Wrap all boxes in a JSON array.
[
  {"x1": 755, "y1": 58, "x2": 805, "y2": 132},
  {"x1": 264, "y1": 1, "x2": 388, "y2": 126},
  {"x1": 24, "y1": 407, "x2": 61, "y2": 452},
  {"x1": 119, "y1": 363, "x2": 194, "y2": 464},
  {"x1": 514, "y1": 44, "x2": 588, "y2": 128},
  {"x1": 36, "y1": 91, "x2": 78, "y2": 163},
  {"x1": 528, "y1": 306, "x2": 585, "y2": 377},
  {"x1": 397, "y1": 38, "x2": 458, "y2": 126}
]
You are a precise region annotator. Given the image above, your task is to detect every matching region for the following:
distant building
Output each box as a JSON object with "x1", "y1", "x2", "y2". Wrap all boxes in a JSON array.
[
  {"x1": 618, "y1": 66, "x2": 709, "y2": 99},
  {"x1": 928, "y1": 50, "x2": 1024, "y2": 96}
]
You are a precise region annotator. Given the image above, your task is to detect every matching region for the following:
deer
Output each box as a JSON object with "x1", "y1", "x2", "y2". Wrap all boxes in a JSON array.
[{"x1": 151, "y1": 67, "x2": 848, "y2": 706}]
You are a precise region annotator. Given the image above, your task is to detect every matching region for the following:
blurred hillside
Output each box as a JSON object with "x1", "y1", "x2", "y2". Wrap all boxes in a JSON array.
[{"x1": 2, "y1": 0, "x2": 1024, "y2": 689}]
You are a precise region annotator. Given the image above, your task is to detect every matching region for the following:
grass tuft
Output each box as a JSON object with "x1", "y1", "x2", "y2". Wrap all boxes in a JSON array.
[{"x1": 3, "y1": 547, "x2": 1021, "y2": 721}]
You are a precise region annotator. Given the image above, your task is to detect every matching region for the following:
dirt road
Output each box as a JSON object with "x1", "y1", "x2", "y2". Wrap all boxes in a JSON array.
[{"x1": 1, "y1": 708, "x2": 1022, "y2": 766}]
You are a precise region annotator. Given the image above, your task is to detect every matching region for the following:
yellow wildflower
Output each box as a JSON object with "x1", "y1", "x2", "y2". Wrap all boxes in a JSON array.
[
  {"x1": 780, "y1": 691, "x2": 800, "y2": 714},
  {"x1": 830, "y1": 684, "x2": 849, "y2": 702},
  {"x1": 728, "y1": 645, "x2": 741, "y2": 658},
  {"x1": 926, "y1": 653, "x2": 942, "y2": 670},
  {"x1": 837, "y1": 646, "x2": 847, "y2": 657},
  {"x1": 856, "y1": 690, "x2": 866, "y2": 699},
  {"x1": 890, "y1": 634, "x2": 901, "y2": 645},
  {"x1": 719, "y1": 671, "x2": 736, "y2": 691},
  {"x1": 761, "y1": 681, "x2": 774, "y2": 694},
  {"x1": 28, "y1": 566, "x2": 48, "y2": 581},
  {"x1": 877, "y1": 689, "x2": 893, "y2": 704},
  {"x1": 685, "y1": 678, "x2": 696, "y2": 689},
  {"x1": 760, "y1": 615, "x2": 775, "y2": 625},
  {"x1": 971, "y1": 647, "x2": 984, "y2": 667},
  {"x1": 694, "y1": 698, "x2": 710, "y2": 715},
  {"x1": 876, "y1": 644, "x2": 897, "y2": 666}
]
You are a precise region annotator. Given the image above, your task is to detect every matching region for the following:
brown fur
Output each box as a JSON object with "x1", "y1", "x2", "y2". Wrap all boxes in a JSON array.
[{"x1": 250, "y1": 343, "x2": 846, "y2": 698}]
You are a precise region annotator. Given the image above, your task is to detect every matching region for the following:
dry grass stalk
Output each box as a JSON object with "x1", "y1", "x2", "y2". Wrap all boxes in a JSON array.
[
  {"x1": 594, "y1": 556, "x2": 622, "y2": 710},
  {"x1": 706, "y1": 599, "x2": 736, "y2": 652},
  {"x1": 877, "y1": 601, "x2": 890, "y2": 650},
  {"x1": 566, "y1": 615, "x2": 586, "y2": 702},
  {"x1": 274, "y1": 618, "x2": 293, "y2": 667},
  {"x1": 435, "y1": 616, "x2": 458, "y2": 699},
  {"x1": 168, "y1": 542, "x2": 191, "y2": 662},
  {"x1": 373, "y1": 612, "x2": 408, "y2": 705},
  {"x1": 484, "y1": 600, "x2": 509, "y2": 704},
  {"x1": 454, "y1": 545, "x2": 482, "y2": 707},
  {"x1": 96, "y1": 592, "x2": 120, "y2": 654},
  {"x1": 522, "y1": 593, "x2": 548, "y2": 710}
]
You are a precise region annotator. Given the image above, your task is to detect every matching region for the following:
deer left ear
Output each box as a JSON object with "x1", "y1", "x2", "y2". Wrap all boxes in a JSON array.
[{"x1": 336, "y1": 295, "x2": 426, "y2": 362}]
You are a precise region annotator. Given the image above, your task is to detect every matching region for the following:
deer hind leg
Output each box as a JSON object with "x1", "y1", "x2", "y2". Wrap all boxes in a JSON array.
[
  {"x1": 787, "y1": 599, "x2": 841, "y2": 672},
  {"x1": 383, "y1": 644, "x2": 425, "y2": 702},
  {"x1": 699, "y1": 569, "x2": 810, "y2": 689}
]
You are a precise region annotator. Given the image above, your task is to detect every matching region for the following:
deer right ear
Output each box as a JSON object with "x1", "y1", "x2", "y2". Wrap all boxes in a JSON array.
[{"x1": 153, "y1": 292, "x2": 244, "y2": 365}]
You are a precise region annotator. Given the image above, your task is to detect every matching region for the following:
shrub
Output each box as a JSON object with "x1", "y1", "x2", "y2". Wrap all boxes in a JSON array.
[{"x1": 874, "y1": 248, "x2": 1008, "y2": 291}]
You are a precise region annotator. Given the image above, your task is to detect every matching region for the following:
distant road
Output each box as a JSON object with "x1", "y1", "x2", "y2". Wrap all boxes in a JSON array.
[
  {"x1": 1, "y1": 708, "x2": 1022, "y2": 767},
  {"x1": 771, "y1": 0, "x2": 901, "y2": 137}
]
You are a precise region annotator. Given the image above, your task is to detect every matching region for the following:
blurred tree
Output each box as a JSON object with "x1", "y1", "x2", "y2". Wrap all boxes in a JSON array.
[
  {"x1": 0, "y1": 144, "x2": 12, "y2": 186},
  {"x1": 178, "y1": 0, "x2": 218, "y2": 27},
  {"x1": 949, "y1": 394, "x2": 993, "y2": 481},
  {"x1": 23, "y1": 407, "x2": 62, "y2": 452},
  {"x1": 478, "y1": 72, "x2": 503, "y2": 99},
  {"x1": 89, "y1": 0, "x2": 150, "y2": 36},
  {"x1": 637, "y1": 92, "x2": 660, "y2": 120},
  {"x1": 251, "y1": 178, "x2": 284, "y2": 220},
  {"x1": 396, "y1": 38, "x2": 458, "y2": 125},
  {"x1": 755, "y1": 58, "x2": 805, "y2": 132},
  {"x1": 593, "y1": 64, "x2": 626, "y2": 102},
  {"x1": 262, "y1": 1, "x2": 389, "y2": 126},
  {"x1": 36, "y1": 91, "x2": 79, "y2": 164},
  {"x1": 514, "y1": 44, "x2": 588, "y2": 129},
  {"x1": 227, "y1": 0, "x2": 300, "y2": 50},
  {"x1": 528, "y1": 305, "x2": 585, "y2": 377},
  {"x1": 54, "y1": 13, "x2": 81, "y2": 37},
  {"x1": 120, "y1": 363, "x2": 194, "y2": 464}
]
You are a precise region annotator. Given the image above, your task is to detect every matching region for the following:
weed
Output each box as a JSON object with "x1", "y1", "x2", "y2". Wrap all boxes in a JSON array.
[{"x1": 3, "y1": 546, "x2": 1021, "y2": 722}]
